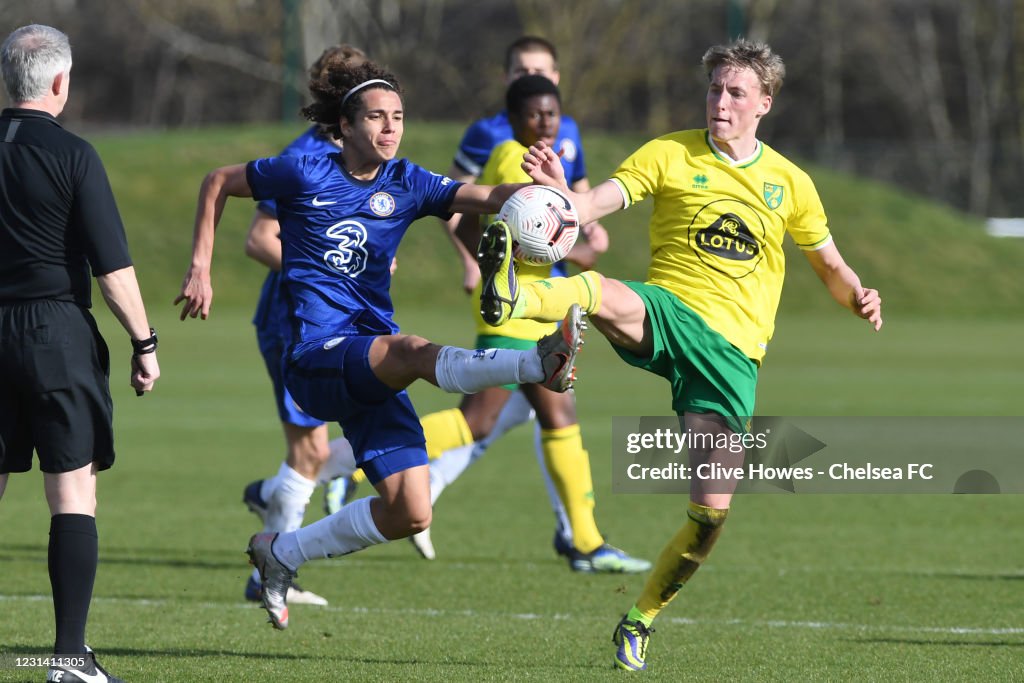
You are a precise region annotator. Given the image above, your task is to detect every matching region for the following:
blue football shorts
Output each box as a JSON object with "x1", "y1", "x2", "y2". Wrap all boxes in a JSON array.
[
  {"x1": 284, "y1": 335, "x2": 427, "y2": 485},
  {"x1": 257, "y1": 330, "x2": 324, "y2": 429}
]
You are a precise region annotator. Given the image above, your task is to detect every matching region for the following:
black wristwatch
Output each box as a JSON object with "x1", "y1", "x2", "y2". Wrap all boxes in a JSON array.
[{"x1": 131, "y1": 327, "x2": 158, "y2": 355}]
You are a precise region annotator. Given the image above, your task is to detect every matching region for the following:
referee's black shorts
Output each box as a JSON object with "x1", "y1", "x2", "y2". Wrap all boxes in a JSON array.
[{"x1": 0, "y1": 299, "x2": 115, "y2": 474}]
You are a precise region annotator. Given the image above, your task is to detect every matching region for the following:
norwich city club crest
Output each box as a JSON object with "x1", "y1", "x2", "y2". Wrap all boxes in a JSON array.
[{"x1": 763, "y1": 182, "x2": 784, "y2": 210}]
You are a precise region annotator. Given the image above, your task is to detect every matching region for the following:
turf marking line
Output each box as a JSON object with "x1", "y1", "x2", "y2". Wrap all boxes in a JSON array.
[{"x1": 1, "y1": 594, "x2": 1021, "y2": 637}]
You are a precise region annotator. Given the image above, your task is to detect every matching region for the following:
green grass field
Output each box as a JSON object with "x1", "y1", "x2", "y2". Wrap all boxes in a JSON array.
[
  {"x1": 1, "y1": 123, "x2": 1023, "y2": 680},
  {"x1": 1, "y1": 304, "x2": 1022, "y2": 682}
]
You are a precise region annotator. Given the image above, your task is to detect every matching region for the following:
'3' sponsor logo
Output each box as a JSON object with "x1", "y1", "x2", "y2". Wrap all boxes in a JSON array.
[{"x1": 323, "y1": 220, "x2": 369, "y2": 277}]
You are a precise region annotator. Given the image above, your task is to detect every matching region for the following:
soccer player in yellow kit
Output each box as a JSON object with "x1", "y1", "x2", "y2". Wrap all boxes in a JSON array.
[
  {"x1": 477, "y1": 38, "x2": 883, "y2": 671},
  {"x1": 444, "y1": 75, "x2": 649, "y2": 573}
]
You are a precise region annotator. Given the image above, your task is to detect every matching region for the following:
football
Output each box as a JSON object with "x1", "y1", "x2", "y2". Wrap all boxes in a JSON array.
[{"x1": 497, "y1": 185, "x2": 580, "y2": 265}]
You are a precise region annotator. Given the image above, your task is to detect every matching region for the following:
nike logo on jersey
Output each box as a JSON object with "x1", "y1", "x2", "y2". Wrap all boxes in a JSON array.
[{"x1": 312, "y1": 196, "x2": 337, "y2": 206}]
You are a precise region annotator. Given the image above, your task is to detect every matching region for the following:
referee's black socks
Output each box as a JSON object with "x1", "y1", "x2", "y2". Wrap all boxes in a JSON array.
[{"x1": 49, "y1": 513, "x2": 98, "y2": 655}]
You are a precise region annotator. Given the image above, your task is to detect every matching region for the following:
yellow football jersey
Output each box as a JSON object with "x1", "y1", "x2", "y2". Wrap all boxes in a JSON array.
[
  {"x1": 610, "y1": 129, "x2": 832, "y2": 361},
  {"x1": 473, "y1": 139, "x2": 556, "y2": 341}
]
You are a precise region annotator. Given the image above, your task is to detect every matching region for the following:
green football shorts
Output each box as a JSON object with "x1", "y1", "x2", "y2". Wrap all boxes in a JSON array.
[
  {"x1": 475, "y1": 334, "x2": 537, "y2": 391},
  {"x1": 611, "y1": 282, "x2": 758, "y2": 434}
]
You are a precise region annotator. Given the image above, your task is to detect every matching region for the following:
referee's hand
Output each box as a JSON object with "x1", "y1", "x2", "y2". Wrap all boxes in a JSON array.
[{"x1": 131, "y1": 352, "x2": 160, "y2": 396}]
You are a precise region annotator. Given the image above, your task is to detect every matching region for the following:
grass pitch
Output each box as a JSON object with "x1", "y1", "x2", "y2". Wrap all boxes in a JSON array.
[
  {"x1": 1, "y1": 304, "x2": 1021, "y2": 682},
  {"x1": 1, "y1": 122, "x2": 1021, "y2": 680}
]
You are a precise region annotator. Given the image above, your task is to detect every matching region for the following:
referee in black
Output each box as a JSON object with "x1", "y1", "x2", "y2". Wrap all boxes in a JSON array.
[{"x1": 0, "y1": 25, "x2": 159, "y2": 683}]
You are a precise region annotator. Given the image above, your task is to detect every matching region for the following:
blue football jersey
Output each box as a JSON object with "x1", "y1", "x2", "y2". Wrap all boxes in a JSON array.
[
  {"x1": 247, "y1": 154, "x2": 461, "y2": 343},
  {"x1": 252, "y1": 127, "x2": 339, "y2": 337},
  {"x1": 453, "y1": 110, "x2": 586, "y2": 184}
]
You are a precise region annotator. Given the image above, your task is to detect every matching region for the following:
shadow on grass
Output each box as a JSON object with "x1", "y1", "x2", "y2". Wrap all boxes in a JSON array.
[
  {"x1": 917, "y1": 571, "x2": 1024, "y2": 581},
  {"x1": 1, "y1": 643, "x2": 612, "y2": 671},
  {"x1": 850, "y1": 637, "x2": 1024, "y2": 648},
  {"x1": 0, "y1": 543, "x2": 245, "y2": 571}
]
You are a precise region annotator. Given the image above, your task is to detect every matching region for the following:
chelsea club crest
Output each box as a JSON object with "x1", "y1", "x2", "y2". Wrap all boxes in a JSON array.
[{"x1": 369, "y1": 192, "x2": 396, "y2": 216}]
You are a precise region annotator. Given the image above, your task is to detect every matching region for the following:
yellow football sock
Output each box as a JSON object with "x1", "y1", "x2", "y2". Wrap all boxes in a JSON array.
[
  {"x1": 351, "y1": 468, "x2": 366, "y2": 485},
  {"x1": 541, "y1": 425, "x2": 604, "y2": 553},
  {"x1": 516, "y1": 271, "x2": 602, "y2": 322},
  {"x1": 420, "y1": 408, "x2": 473, "y2": 460},
  {"x1": 635, "y1": 502, "x2": 729, "y2": 623}
]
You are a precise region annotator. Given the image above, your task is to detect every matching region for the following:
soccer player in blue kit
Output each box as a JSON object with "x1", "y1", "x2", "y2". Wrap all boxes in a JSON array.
[
  {"x1": 238, "y1": 44, "x2": 369, "y2": 609},
  {"x1": 175, "y1": 58, "x2": 584, "y2": 630}
]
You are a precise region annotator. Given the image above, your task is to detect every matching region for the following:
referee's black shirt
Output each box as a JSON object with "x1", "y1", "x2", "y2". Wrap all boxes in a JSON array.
[{"x1": 0, "y1": 107, "x2": 132, "y2": 308}]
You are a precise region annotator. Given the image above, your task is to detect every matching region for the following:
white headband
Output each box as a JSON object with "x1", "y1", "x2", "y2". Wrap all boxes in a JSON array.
[{"x1": 341, "y1": 79, "x2": 395, "y2": 106}]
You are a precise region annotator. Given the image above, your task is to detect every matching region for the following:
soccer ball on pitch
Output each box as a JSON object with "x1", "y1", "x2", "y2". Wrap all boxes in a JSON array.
[{"x1": 497, "y1": 185, "x2": 580, "y2": 265}]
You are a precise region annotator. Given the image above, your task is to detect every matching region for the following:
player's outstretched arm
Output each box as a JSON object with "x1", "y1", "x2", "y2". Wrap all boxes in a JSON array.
[
  {"x1": 175, "y1": 164, "x2": 252, "y2": 320},
  {"x1": 449, "y1": 182, "x2": 526, "y2": 216},
  {"x1": 565, "y1": 177, "x2": 610, "y2": 270},
  {"x1": 804, "y1": 243, "x2": 883, "y2": 331}
]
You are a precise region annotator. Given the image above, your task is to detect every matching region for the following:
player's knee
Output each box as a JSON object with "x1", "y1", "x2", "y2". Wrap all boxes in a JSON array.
[
  {"x1": 538, "y1": 406, "x2": 577, "y2": 429},
  {"x1": 390, "y1": 333, "x2": 433, "y2": 358},
  {"x1": 378, "y1": 494, "x2": 432, "y2": 536},
  {"x1": 288, "y1": 435, "x2": 331, "y2": 474},
  {"x1": 370, "y1": 334, "x2": 438, "y2": 387},
  {"x1": 461, "y1": 412, "x2": 496, "y2": 441},
  {"x1": 406, "y1": 506, "x2": 432, "y2": 535}
]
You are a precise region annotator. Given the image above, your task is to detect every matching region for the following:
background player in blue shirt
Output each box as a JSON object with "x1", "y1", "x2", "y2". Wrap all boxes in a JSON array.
[{"x1": 176, "y1": 58, "x2": 584, "y2": 631}]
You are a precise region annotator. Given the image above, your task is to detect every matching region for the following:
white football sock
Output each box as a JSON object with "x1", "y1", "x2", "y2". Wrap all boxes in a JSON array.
[
  {"x1": 427, "y1": 444, "x2": 475, "y2": 504},
  {"x1": 316, "y1": 436, "x2": 357, "y2": 485},
  {"x1": 482, "y1": 390, "x2": 534, "y2": 445},
  {"x1": 434, "y1": 346, "x2": 543, "y2": 394},
  {"x1": 259, "y1": 473, "x2": 280, "y2": 503},
  {"x1": 273, "y1": 496, "x2": 386, "y2": 570},
  {"x1": 264, "y1": 463, "x2": 316, "y2": 534},
  {"x1": 427, "y1": 392, "x2": 536, "y2": 504}
]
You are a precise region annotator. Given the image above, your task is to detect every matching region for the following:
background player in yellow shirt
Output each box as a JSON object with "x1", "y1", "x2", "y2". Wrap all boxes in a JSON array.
[
  {"x1": 430, "y1": 75, "x2": 648, "y2": 574},
  {"x1": 478, "y1": 38, "x2": 883, "y2": 671}
]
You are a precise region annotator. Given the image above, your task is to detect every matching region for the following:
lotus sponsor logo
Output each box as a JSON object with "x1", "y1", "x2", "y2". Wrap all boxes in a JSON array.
[
  {"x1": 696, "y1": 213, "x2": 759, "y2": 261},
  {"x1": 688, "y1": 199, "x2": 766, "y2": 279}
]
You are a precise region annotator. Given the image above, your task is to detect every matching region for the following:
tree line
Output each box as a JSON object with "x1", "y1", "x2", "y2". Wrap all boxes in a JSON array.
[{"x1": 2, "y1": 0, "x2": 1020, "y2": 216}]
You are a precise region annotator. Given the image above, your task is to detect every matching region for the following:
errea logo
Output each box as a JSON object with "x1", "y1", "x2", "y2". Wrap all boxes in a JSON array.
[{"x1": 692, "y1": 174, "x2": 709, "y2": 190}]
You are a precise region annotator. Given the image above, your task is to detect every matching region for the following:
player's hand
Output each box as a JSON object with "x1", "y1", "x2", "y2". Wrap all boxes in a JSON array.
[
  {"x1": 130, "y1": 351, "x2": 160, "y2": 395},
  {"x1": 390, "y1": 256, "x2": 399, "y2": 275},
  {"x1": 522, "y1": 141, "x2": 568, "y2": 190},
  {"x1": 174, "y1": 266, "x2": 213, "y2": 320},
  {"x1": 852, "y1": 286, "x2": 883, "y2": 331}
]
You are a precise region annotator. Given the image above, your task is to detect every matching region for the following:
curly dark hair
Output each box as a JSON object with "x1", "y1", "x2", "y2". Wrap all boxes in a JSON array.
[
  {"x1": 308, "y1": 44, "x2": 367, "y2": 82},
  {"x1": 306, "y1": 44, "x2": 369, "y2": 138},
  {"x1": 302, "y1": 60, "x2": 402, "y2": 141}
]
